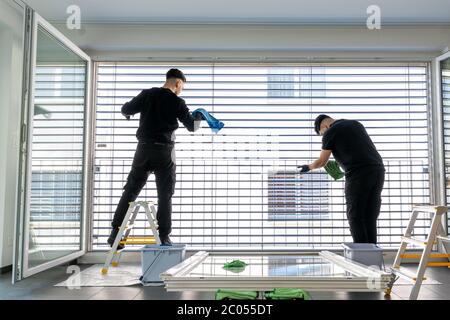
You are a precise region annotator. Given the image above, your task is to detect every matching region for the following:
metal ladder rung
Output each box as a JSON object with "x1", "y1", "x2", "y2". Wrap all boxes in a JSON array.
[
  {"x1": 436, "y1": 235, "x2": 450, "y2": 242},
  {"x1": 401, "y1": 236, "x2": 429, "y2": 247},
  {"x1": 427, "y1": 262, "x2": 450, "y2": 267},
  {"x1": 412, "y1": 206, "x2": 440, "y2": 213},
  {"x1": 401, "y1": 253, "x2": 450, "y2": 259},
  {"x1": 120, "y1": 236, "x2": 157, "y2": 245},
  {"x1": 391, "y1": 266, "x2": 426, "y2": 282}
]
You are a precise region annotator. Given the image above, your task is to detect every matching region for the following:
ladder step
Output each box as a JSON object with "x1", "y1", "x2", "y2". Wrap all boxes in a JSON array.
[
  {"x1": 427, "y1": 262, "x2": 450, "y2": 267},
  {"x1": 401, "y1": 253, "x2": 450, "y2": 259},
  {"x1": 401, "y1": 236, "x2": 429, "y2": 247},
  {"x1": 412, "y1": 205, "x2": 447, "y2": 215},
  {"x1": 120, "y1": 236, "x2": 157, "y2": 245},
  {"x1": 391, "y1": 266, "x2": 426, "y2": 282},
  {"x1": 436, "y1": 235, "x2": 450, "y2": 242}
]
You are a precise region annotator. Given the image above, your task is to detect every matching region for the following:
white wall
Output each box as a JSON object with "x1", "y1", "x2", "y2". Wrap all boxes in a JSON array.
[
  {"x1": 0, "y1": 0, "x2": 24, "y2": 269},
  {"x1": 53, "y1": 23, "x2": 450, "y2": 61}
]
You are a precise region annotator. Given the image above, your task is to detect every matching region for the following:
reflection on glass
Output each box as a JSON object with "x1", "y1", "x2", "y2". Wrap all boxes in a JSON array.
[
  {"x1": 28, "y1": 26, "x2": 86, "y2": 269},
  {"x1": 442, "y1": 57, "x2": 450, "y2": 235},
  {"x1": 186, "y1": 255, "x2": 350, "y2": 278},
  {"x1": 442, "y1": 58, "x2": 450, "y2": 110}
]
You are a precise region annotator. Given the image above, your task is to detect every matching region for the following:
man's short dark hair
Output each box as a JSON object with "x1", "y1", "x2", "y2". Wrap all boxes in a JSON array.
[
  {"x1": 314, "y1": 114, "x2": 331, "y2": 135},
  {"x1": 166, "y1": 68, "x2": 186, "y2": 82}
]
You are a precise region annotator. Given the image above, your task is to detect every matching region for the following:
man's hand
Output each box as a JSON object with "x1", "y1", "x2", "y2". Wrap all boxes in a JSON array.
[
  {"x1": 298, "y1": 165, "x2": 311, "y2": 173},
  {"x1": 121, "y1": 112, "x2": 131, "y2": 120}
]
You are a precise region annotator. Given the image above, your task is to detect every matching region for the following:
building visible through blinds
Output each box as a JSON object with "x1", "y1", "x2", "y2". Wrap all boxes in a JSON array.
[{"x1": 268, "y1": 170, "x2": 329, "y2": 220}]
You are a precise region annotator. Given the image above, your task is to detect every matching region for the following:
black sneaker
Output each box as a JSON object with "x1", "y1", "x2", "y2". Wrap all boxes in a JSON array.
[
  {"x1": 107, "y1": 228, "x2": 125, "y2": 250},
  {"x1": 159, "y1": 235, "x2": 172, "y2": 246}
]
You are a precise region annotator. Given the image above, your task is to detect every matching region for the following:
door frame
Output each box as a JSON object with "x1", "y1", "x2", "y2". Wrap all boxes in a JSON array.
[
  {"x1": 13, "y1": 9, "x2": 91, "y2": 281},
  {"x1": 432, "y1": 50, "x2": 450, "y2": 252}
]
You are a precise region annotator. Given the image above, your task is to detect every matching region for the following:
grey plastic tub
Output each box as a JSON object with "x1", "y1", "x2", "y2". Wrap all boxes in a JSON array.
[
  {"x1": 342, "y1": 243, "x2": 384, "y2": 268},
  {"x1": 140, "y1": 244, "x2": 186, "y2": 285}
]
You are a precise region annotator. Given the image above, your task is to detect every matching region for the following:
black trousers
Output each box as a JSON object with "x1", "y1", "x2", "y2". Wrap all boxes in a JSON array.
[
  {"x1": 112, "y1": 142, "x2": 176, "y2": 238},
  {"x1": 345, "y1": 167, "x2": 385, "y2": 244}
]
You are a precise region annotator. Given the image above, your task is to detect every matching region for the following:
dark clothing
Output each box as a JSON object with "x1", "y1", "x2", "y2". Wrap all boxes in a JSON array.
[
  {"x1": 345, "y1": 167, "x2": 385, "y2": 244},
  {"x1": 322, "y1": 119, "x2": 384, "y2": 177},
  {"x1": 121, "y1": 87, "x2": 198, "y2": 144},
  {"x1": 322, "y1": 119, "x2": 385, "y2": 244},
  {"x1": 112, "y1": 87, "x2": 199, "y2": 237},
  {"x1": 112, "y1": 142, "x2": 176, "y2": 237}
]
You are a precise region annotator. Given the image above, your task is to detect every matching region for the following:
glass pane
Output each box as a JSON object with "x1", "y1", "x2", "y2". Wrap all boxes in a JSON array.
[
  {"x1": 442, "y1": 57, "x2": 450, "y2": 234},
  {"x1": 27, "y1": 25, "x2": 86, "y2": 269},
  {"x1": 184, "y1": 255, "x2": 350, "y2": 278}
]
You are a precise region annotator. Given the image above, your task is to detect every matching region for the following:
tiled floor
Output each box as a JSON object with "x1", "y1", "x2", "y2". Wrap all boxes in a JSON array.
[{"x1": 0, "y1": 262, "x2": 449, "y2": 300}]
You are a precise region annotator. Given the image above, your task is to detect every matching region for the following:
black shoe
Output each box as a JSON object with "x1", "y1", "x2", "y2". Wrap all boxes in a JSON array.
[
  {"x1": 159, "y1": 235, "x2": 172, "y2": 246},
  {"x1": 107, "y1": 228, "x2": 125, "y2": 250}
]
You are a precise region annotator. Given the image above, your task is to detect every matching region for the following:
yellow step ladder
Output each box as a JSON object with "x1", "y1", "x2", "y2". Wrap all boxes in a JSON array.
[
  {"x1": 391, "y1": 205, "x2": 450, "y2": 300},
  {"x1": 101, "y1": 201, "x2": 160, "y2": 275}
]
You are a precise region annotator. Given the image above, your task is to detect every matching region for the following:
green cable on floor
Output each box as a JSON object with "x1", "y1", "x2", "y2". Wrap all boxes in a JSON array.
[{"x1": 324, "y1": 160, "x2": 344, "y2": 181}]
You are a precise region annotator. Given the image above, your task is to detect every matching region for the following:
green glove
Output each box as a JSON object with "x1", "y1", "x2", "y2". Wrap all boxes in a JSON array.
[
  {"x1": 223, "y1": 260, "x2": 247, "y2": 273},
  {"x1": 264, "y1": 288, "x2": 311, "y2": 300},
  {"x1": 215, "y1": 289, "x2": 258, "y2": 300},
  {"x1": 324, "y1": 160, "x2": 344, "y2": 181}
]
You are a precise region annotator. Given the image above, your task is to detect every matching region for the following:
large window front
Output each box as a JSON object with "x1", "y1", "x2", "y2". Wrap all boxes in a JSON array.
[
  {"x1": 441, "y1": 57, "x2": 450, "y2": 234},
  {"x1": 92, "y1": 63, "x2": 431, "y2": 250}
]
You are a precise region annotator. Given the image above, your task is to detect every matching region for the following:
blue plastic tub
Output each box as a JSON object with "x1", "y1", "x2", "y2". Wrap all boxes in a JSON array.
[
  {"x1": 342, "y1": 243, "x2": 384, "y2": 268},
  {"x1": 140, "y1": 244, "x2": 186, "y2": 285}
]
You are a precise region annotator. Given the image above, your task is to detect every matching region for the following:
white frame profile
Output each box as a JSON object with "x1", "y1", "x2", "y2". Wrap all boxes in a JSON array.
[
  {"x1": 432, "y1": 50, "x2": 450, "y2": 253},
  {"x1": 14, "y1": 10, "x2": 91, "y2": 280},
  {"x1": 161, "y1": 251, "x2": 395, "y2": 292}
]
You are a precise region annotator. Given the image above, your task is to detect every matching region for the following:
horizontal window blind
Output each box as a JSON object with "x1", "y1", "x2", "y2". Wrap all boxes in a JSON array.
[
  {"x1": 442, "y1": 59, "x2": 450, "y2": 234},
  {"x1": 93, "y1": 62, "x2": 431, "y2": 250}
]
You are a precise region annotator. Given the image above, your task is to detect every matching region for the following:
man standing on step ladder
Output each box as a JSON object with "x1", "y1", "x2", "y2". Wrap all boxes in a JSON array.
[{"x1": 108, "y1": 69, "x2": 202, "y2": 248}]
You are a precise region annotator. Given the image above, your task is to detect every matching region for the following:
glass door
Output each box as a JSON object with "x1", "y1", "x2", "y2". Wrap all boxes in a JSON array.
[
  {"x1": 434, "y1": 51, "x2": 450, "y2": 255},
  {"x1": 14, "y1": 11, "x2": 91, "y2": 280}
]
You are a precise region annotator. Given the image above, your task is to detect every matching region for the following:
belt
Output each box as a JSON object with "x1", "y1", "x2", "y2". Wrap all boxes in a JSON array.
[{"x1": 139, "y1": 140, "x2": 174, "y2": 147}]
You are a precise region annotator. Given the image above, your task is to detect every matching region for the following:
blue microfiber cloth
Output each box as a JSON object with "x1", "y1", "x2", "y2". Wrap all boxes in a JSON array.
[{"x1": 192, "y1": 108, "x2": 224, "y2": 133}]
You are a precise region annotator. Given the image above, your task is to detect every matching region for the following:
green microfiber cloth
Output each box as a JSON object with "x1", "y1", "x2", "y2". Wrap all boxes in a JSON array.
[
  {"x1": 215, "y1": 289, "x2": 258, "y2": 300},
  {"x1": 223, "y1": 260, "x2": 247, "y2": 273},
  {"x1": 264, "y1": 288, "x2": 311, "y2": 300},
  {"x1": 324, "y1": 160, "x2": 344, "y2": 181}
]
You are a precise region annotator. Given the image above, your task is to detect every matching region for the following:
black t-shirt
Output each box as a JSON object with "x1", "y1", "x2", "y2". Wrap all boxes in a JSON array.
[
  {"x1": 121, "y1": 87, "x2": 197, "y2": 144},
  {"x1": 322, "y1": 119, "x2": 384, "y2": 176}
]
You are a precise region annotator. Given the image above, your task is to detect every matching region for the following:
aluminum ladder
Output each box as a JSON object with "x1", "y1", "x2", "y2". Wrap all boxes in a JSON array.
[
  {"x1": 391, "y1": 205, "x2": 450, "y2": 300},
  {"x1": 101, "y1": 201, "x2": 161, "y2": 275}
]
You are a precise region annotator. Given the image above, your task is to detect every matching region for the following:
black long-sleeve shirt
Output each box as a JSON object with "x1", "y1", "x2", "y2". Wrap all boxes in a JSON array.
[
  {"x1": 121, "y1": 87, "x2": 199, "y2": 144},
  {"x1": 322, "y1": 119, "x2": 384, "y2": 177}
]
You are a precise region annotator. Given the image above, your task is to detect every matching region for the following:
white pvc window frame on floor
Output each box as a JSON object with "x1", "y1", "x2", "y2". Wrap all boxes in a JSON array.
[{"x1": 161, "y1": 251, "x2": 395, "y2": 292}]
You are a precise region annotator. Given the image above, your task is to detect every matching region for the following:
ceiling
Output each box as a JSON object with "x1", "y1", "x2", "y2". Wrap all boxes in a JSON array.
[{"x1": 22, "y1": 0, "x2": 450, "y2": 24}]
